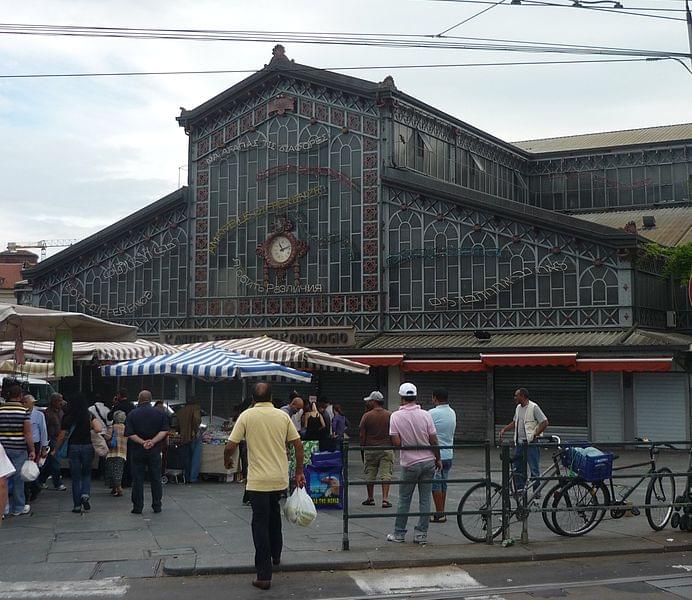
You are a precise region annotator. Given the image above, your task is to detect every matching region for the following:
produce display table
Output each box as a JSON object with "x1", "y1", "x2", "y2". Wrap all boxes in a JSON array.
[{"x1": 199, "y1": 440, "x2": 237, "y2": 481}]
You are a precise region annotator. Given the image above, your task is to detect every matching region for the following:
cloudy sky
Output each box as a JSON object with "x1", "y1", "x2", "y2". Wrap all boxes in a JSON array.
[{"x1": 0, "y1": 0, "x2": 690, "y2": 258}]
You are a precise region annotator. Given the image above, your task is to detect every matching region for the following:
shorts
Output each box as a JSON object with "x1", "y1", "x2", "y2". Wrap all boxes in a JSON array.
[
  {"x1": 0, "y1": 442, "x2": 16, "y2": 479},
  {"x1": 432, "y1": 459, "x2": 453, "y2": 492},
  {"x1": 363, "y1": 450, "x2": 394, "y2": 482}
]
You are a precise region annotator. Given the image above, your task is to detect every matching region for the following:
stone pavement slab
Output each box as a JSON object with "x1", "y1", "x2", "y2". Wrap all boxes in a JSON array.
[{"x1": 1, "y1": 448, "x2": 689, "y2": 581}]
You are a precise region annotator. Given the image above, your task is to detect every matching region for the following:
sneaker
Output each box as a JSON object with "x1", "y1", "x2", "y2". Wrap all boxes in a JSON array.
[
  {"x1": 386, "y1": 533, "x2": 405, "y2": 543},
  {"x1": 40, "y1": 483, "x2": 48, "y2": 490},
  {"x1": 72, "y1": 507, "x2": 82, "y2": 514},
  {"x1": 81, "y1": 497, "x2": 91, "y2": 511},
  {"x1": 11, "y1": 505, "x2": 30, "y2": 516},
  {"x1": 413, "y1": 535, "x2": 428, "y2": 545},
  {"x1": 55, "y1": 484, "x2": 67, "y2": 491}
]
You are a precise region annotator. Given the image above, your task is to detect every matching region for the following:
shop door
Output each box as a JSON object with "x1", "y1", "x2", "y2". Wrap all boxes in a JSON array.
[
  {"x1": 590, "y1": 372, "x2": 623, "y2": 443},
  {"x1": 494, "y1": 367, "x2": 588, "y2": 441},
  {"x1": 634, "y1": 373, "x2": 688, "y2": 442},
  {"x1": 403, "y1": 372, "x2": 487, "y2": 441}
]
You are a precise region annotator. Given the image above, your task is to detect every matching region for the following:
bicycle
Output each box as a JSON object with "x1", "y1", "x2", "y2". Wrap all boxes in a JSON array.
[
  {"x1": 457, "y1": 435, "x2": 571, "y2": 543},
  {"x1": 549, "y1": 438, "x2": 676, "y2": 537}
]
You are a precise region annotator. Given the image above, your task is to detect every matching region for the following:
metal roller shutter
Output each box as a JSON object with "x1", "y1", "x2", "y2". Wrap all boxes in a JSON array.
[
  {"x1": 590, "y1": 372, "x2": 623, "y2": 443},
  {"x1": 494, "y1": 367, "x2": 588, "y2": 441},
  {"x1": 634, "y1": 373, "x2": 688, "y2": 442},
  {"x1": 402, "y1": 373, "x2": 487, "y2": 441},
  {"x1": 316, "y1": 370, "x2": 382, "y2": 437}
]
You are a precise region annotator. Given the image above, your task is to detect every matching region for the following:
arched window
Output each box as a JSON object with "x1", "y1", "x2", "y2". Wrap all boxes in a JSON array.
[{"x1": 579, "y1": 265, "x2": 618, "y2": 306}]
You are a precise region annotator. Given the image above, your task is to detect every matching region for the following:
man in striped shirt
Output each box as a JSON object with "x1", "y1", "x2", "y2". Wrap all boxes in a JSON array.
[{"x1": 0, "y1": 384, "x2": 34, "y2": 516}]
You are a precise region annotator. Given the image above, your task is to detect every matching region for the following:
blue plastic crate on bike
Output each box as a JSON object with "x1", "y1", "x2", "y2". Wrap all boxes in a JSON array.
[{"x1": 562, "y1": 445, "x2": 614, "y2": 482}]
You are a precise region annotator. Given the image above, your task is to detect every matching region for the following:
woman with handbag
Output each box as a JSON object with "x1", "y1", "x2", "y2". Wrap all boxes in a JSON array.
[
  {"x1": 104, "y1": 411, "x2": 127, "y2": 497},
  {"x1": 52, "y1": 393, "x2": 103, "y2": 513}
]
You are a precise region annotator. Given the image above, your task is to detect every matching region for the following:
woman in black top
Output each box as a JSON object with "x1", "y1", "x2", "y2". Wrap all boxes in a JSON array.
[
  {"x1": 302, "y1": 402, "x2": 326, "y2": 442},
  {"x1": 53, "y1": 392, "x2": 102, "y2": 513}
]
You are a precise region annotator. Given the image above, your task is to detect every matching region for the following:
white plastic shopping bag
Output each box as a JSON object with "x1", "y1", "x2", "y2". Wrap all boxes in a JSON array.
[
  {"x1": 284, "y1": 486, "x2": 317, "y2": 527},
  {"x1": 20, "y1": 460, "x2": 39, "y2": 482}
]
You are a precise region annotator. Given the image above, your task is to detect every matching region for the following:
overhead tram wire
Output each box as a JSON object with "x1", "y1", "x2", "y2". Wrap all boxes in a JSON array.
[
  {"x1": 0, "y1": 58, "x2": 666, "y2": 80},
  {"x1": 0, "y1": 24, "x2": 688, "y2": 59},
  {"x1": 436, "y1": 0, "x2": 509, "y2": 36},
  {"x1": 429, "y1": 0, "x2": 688, "y2": 10}
]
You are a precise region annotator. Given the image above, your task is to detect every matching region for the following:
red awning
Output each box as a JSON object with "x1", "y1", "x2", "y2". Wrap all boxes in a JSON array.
[
  {"x1": 338, "y1": 354, "x2": 404, "y2": 367},
  {"x1": 574, "y1": 357, "x2": 673, "y2": 372},
  {"x1": 402, "y1": 359, "x2": 486, "y2": 373},
  {"x1": 481, "y1": 353, "x2": 577, "y2": 368}
]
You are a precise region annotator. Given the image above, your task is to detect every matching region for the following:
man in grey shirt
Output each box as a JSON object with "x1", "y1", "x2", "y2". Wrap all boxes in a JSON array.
[{"x1": 499, "y1": 388, "x2": 549, "y2": 495}]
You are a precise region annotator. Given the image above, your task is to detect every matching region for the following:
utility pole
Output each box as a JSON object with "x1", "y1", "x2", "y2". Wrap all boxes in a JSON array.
[{"x1": 687, "y1": 0, "x2": 692, "y2": 71}]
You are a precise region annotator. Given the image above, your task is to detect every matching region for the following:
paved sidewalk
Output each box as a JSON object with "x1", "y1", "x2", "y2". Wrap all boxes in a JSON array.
[{"x1": 1, "y1": 448, "x2": 690, "y2": 581}]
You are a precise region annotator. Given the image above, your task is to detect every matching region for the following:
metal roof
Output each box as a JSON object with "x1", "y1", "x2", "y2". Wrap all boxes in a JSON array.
[
  {"x1": 361, "y1": 329, "x2": 692, "y2": 353},
  {"x1": 512, "y1": 123, "x2": 692, "y2": 154},
  {"x1": 573, "y1": 206, "x2": 692, "y2": 247}
]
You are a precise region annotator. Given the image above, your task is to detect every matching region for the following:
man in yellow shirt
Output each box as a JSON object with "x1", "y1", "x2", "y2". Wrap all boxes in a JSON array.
[{"x1": 224, "y1": 382, "x2": 305, "y2": 591}]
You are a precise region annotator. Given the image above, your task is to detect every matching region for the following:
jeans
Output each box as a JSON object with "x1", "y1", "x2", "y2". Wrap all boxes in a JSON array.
[
  {"x1": 512, "y1": 443, "x2": 541, "y2": 492},
  {"x1": 38, "y1": 440, "x2": 63, "y2": 488},
  {"x1": 248, "y1": 491, "x2": 283, "y2": 581},
  {"x1": 432, "y1": 459, "x2": 453, "y2": 493},
  {"x1": 5, "y1": 448, "x2": 27, "y2": 513},
  {"x1": 68, "y1": 444, "x2": 94, "y2": 508},
  {"x1": 130, "y1": 445, "x2": 163, "y2": 511},
  {"x1": 394, "y1": 460, "x2": 436, "y2": 538}
]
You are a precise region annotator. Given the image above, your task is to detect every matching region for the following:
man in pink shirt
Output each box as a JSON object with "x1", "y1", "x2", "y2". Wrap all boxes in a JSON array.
[{"x1": 387, "y1": 383, "x2": 442, "y2": 545}]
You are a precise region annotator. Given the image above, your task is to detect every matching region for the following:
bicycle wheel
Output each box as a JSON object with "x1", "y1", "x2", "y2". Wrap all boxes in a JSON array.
[
  {"x1": 542, "y1": 481, "x2": 570, "y2": 535},
  {"x1": 552, "y1": 480, "x2": 606, "y2": 537},
  {"x1": 646, "y1": 467, "x2": 676, "y2": 531},
  {"x1": 457, "y1": 482, "x2": 503, "y2": 543}
]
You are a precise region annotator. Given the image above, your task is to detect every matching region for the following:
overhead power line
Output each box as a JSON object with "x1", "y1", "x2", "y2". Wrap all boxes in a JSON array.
[
  {"x1": 0, "y1": 57, "x2": 671, "y2": 79},
  {"x1": 0, "y1": 24, "x2": 689, "y2": 59},
  {"x1": 437, "y1": 0, "x2": 509, "y2": 36}
]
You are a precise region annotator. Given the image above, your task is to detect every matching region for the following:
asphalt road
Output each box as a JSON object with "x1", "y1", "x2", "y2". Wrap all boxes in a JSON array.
[{"x1": 2, "y1": 551, "x2": 692, "y2": 599}]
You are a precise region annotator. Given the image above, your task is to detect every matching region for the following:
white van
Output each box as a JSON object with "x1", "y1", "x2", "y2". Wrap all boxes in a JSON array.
[{"x1": 0, "y1": 375, "x2": 57, "y2": 408}]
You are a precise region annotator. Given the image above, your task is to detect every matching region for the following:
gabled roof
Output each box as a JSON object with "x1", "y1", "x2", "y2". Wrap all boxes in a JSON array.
[
  {"x1": 24, "y1": 188, "x2": 187, "y2": 279},
  {"x1": 176, "y1": 49, "x2": 527, "y2": 159},
  {"x1": 383, "y1": 167, "x2": 639, "y2": 248},
  {"x1": 573, "y1": 205, "x2": 692, "y2": 247},
  {"x1": 512, "y1": 123, "x2": 692, "y2": 155}
]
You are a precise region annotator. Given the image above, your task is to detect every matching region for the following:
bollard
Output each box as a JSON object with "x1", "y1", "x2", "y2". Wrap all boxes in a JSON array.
[
  {"x1": 501, "y1": 443, "x2": 511, "y2": 542},
  {"x1": 520, "y1": 440, "x2": 529, "y2": 545},
  {"x1": 484, "y1": 441, "x2": 493, "y2": 545},
  {"x1": 342, "y1": 438, "x2": 350, "y2": 551}
]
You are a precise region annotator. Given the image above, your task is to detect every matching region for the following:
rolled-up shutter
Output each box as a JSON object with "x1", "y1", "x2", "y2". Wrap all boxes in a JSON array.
[
  {"x1": 590, "y1": 372, "x2": 623, "y2": 443},
  {"x1": 634, "y1": 373, "x2": 688, "y2": 442},
  {"x1": 494, "y1": 367, "x2": 588, "y2": 441},
  {"x1": 402, "y1": 372, "x2": 487, "y2": 441},
  {"x1": 316, "y1": 370, "x2": 382, "y2": 437}
]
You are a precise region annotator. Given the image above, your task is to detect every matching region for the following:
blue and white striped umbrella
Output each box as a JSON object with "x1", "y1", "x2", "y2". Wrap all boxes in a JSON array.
[{"x1": 101, "y1": 346, "x2": 312, "y2": 382}]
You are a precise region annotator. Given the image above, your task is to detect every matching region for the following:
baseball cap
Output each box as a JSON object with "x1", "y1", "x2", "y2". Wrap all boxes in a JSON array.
[
  {"x1": 363, "y1": 390, "x2": 384, "y2": 403},
  {"x1": 398, "y1": 382, "x2": 417, "y2": 397}
]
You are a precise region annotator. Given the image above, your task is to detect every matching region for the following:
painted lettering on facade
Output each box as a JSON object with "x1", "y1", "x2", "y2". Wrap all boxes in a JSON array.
[
  {"x1": 203, "y1": 134, "x2": 329, "y2": 165},
  {"x1": 387, "y1": 247, "x2": 503, "y2": 266},
  {"x1": 232, "y1": 259, "x2": 323, "y2": 294},
  {"x1": 209, "y1": 186, "x2": 327, "y2": 255},
  {"x1": 64, "y1": 281, "x2": 153, "y2": 316},
  {"x1": 100, "y1": 240, "x2": 178, "y2": 279},
  {"x1": 429, "y1": 261, "x2": 569, "y2": 307}
]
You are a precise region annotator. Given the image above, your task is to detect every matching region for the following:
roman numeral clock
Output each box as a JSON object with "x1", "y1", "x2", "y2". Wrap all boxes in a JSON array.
[{"x1": 256, "y1": 218, "x2": 308, "y2": 286}]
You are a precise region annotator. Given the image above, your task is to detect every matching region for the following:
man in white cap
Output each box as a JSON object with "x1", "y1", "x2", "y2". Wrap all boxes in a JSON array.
[
  {"x1": 387, "y1": 382, "x2": 441, "y2": 545},
  {"x1": 359, "y1": 391, "x2": 393, "y2": 508}
]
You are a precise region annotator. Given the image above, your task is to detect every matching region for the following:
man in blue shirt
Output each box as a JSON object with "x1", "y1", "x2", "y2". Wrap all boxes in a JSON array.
[
  {"x1": 22, "y1": 394, "x2": 48, "y2": 502},
  {"x1": 428, "y1": 388, "x2": 456, "y2": 523}
]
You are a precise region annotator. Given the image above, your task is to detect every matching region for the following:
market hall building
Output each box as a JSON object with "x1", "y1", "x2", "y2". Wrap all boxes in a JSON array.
[{"x1": 16, "y1": 46, "x2": 692, "y2": 443}]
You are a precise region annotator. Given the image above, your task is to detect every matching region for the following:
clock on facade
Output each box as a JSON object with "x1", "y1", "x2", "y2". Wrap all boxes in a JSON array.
[{"x1": 257, "y1": 218, "x2": 308, "y2": 283}]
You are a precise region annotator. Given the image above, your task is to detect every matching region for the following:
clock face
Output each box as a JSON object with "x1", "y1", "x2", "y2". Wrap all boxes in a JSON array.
[{"x1": 269, "y1": 235, "x2": 293, "y2": 265}]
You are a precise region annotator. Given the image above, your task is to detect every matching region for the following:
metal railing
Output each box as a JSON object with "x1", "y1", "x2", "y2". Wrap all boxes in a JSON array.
[{"x1": 339, "y1": 437, "x2": 692, "y2": 550}]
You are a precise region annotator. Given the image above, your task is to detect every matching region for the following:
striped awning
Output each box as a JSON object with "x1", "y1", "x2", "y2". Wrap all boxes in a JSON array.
[
  {"x1": 0, "y1": 339, "x2": 177, "y2": 363},
  {"x1": 102, "y1": 346, "x2": 312, "y2": 381},
  {"x1": 180, "y1": 336, "x2": 370, "y2": 374}
]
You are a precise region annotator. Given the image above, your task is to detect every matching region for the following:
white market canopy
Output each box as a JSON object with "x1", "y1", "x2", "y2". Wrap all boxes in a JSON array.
[
  {"x1": 0, "y1": 303, "x2": 137, "y2": 342},
  {"x1": 181, "y1": 336, "x2": 370, "y2": 374},
  {"x1": 102, "y1": 346, "x2": 312, "y2": 382},
  {"x1": 0, "y1": 339, "x2": 177, "y2": 363}
]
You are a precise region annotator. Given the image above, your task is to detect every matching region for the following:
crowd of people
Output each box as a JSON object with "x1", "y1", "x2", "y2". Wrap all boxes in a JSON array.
[
  {"x1": 0, "y1": 382, "x2": 170, "y2": 520},
  {"x1": 0, "y1": 375, "x2": 549, "y2": 592}
]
